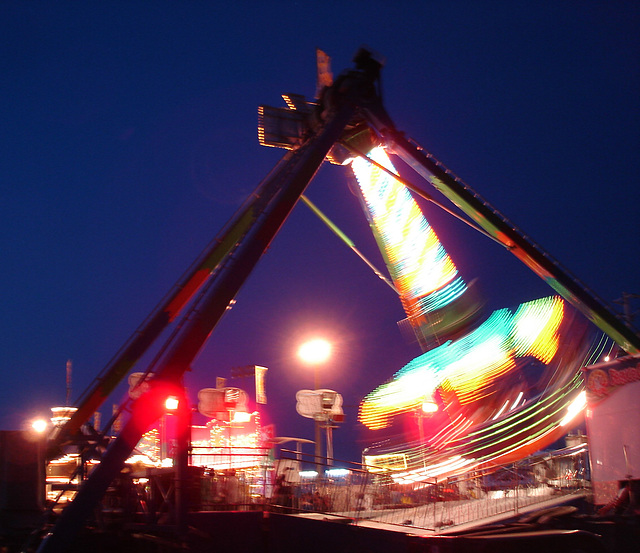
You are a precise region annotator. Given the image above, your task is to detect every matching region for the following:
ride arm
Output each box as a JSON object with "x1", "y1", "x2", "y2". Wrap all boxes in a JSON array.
[
  {"x1": 53, "y1": 152, "x2": 299, "y2": 446},
  {"x1": 37, "y1": 76, "x2": 364, "y2": 553},
  {"x1": 363, "y1": 104, "x2": 640, "y2": 354}
]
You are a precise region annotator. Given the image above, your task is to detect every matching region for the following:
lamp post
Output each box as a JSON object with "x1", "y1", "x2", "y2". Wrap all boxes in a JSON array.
[
  {"x1": 298, "y1": 339, "x2": 331, "y2": 475},
  {"x1": 162, "y1": 392, "x2": 190, "y2": 539}
]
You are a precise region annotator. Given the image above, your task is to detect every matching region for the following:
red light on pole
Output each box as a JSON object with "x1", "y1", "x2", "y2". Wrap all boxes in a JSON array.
[{"x1": 165, "y1": 396, "x2": 179, "y2": 411}]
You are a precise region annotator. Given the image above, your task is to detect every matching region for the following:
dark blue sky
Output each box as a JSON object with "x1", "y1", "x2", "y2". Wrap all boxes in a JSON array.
[{"x1": 2, "y1": 2, "x2": 639, "y2": 463}]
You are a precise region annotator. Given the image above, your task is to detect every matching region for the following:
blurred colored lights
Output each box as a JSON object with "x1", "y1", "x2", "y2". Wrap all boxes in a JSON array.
[
  {"x1": 351, "y1": 147, "x2": 462, "y2": 304},
  {"x1": 358, "y1": 296, "x2": 566, "y2": 430},
  {"x1": 561, "y1": 390, "x2": 587, "y2": 426}
]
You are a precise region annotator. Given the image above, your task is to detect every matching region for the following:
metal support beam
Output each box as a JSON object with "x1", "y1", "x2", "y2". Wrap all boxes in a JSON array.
[
  {"x1": 55, "y1": 151, "x2": 298, "y2": 446},
  {"x1": 363, "y1": 103, "x2": 640, "y2": 354},
  {"x1": 37, "y1": 73, "x2": 364, "y2": 553}
]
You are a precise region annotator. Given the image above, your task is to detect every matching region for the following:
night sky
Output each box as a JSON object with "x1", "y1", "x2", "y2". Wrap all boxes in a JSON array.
[{"x1": 2, "y1": 2, "x2": 639, "y2": 465}]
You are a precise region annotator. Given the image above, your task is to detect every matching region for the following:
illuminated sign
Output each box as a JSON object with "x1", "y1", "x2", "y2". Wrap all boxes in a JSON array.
[
  {"x1": 583, "y1": 354, "x2": 640, "y2": 404},
  {"x1": 363, "y1": 453, "x2": 407, "y2": 473}
]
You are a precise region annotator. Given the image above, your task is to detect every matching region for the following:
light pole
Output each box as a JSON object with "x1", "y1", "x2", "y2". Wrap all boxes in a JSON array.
[{"x1": 298, "y1": 338, "x2": 331, "y2": 475}]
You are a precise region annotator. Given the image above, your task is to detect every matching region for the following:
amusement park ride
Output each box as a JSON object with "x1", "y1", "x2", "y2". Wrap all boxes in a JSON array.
[{"x1": 24, "y1": 48, "x2": 640, "y2": 551}]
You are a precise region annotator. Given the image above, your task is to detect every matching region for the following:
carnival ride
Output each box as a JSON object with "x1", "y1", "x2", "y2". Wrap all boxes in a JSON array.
[
  {"x1": 36, "y1": 48, "x2": 640, "y2": 551},
  {"x1": 350, "y1": 145, "x2": 616, "y2": 482}
]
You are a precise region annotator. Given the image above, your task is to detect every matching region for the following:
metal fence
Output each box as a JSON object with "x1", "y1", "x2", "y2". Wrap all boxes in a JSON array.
[
  {"x1": 41, "y1": 443, "x2": 588, "y2": 537},
  {"x1": 264, "y1": 451, "x2": 589, "y2": 531},
  {"x1": 117, "y1": 446, "x2": 589, "y2": 531}
]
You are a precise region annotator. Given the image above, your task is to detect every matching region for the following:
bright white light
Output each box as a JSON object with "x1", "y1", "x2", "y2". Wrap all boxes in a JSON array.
[
  {"x1": 561, "y1": 391, "x2": 587, "y2": 426},
  {"x1": 326, "y1": 468, "x2": 350, "y2": 477},
  {"x1": 232, "y1": 411, "x2": 252, "y2": 423},
  {"x1": 299, "y1": 470, "x2": 318, "y2": 478},
  {"x1": 126, "y1": 454, "x2": 161, "y2": 468},
  {"x1": 298, "y1": 339, "x2": 331, "y2": 364},
  {"x1": 31, "y1": 419, "x2": 48, "y2": 433},
  {"x1": 510, "y1": 391, "x2": 524, "y2": 410},
  {"x1": 421, "y1": 401, "x2": 438, "y2": 413},
  {"x1": 493, "y1": 400, "x2": 510, "y2": 420},
  {"x1": 165, "y1": 396, "x2": 179, "y2": 411}
]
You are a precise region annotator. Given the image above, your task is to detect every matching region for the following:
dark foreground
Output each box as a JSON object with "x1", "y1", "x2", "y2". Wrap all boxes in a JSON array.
[{"x1": 4, "y1": 510, "x2": 640, "y2": 553}]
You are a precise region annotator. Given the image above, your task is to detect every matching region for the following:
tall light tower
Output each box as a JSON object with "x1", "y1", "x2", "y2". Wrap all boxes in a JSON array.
[{"x1": 298, "y1": 338, "x2": 331, "y2": 474}]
